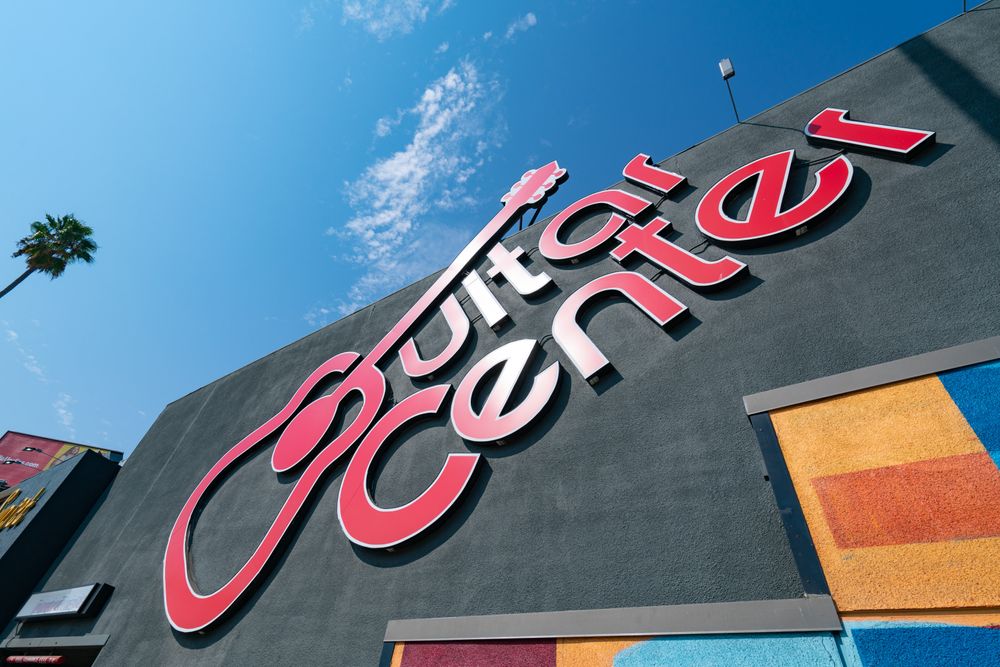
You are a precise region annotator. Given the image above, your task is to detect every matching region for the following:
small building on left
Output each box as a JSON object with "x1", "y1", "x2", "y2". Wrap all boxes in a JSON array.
[
  {"x1": 0, "y1": 432, "x2": 122, "y2": 491},
  {"x1": 0, "y1": 432, "x2": 121, "y2": 665}
]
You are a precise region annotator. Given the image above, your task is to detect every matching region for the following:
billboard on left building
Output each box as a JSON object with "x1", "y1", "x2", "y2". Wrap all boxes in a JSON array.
[{"x1": 0, "y1": 431, "x2": 123, "y2": 489}]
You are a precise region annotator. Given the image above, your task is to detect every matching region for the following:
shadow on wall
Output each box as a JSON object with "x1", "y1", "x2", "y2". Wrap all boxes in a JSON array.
[{"x1": 900, "y1": 31, "x2": 1000, "y2": 147}]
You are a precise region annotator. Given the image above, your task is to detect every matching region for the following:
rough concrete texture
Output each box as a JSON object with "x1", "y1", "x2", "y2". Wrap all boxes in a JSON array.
[
  {"x1": 391, "y1": 617, "x2": 1000, "y2": 666},
  {"x1": 771, "y1": 374, "x2": 1000, "y2": 611},
  {"x1": 7, "y1": 4, "x2": 1000, "y2": 664},
  {"x1": 612, "y1": 633, "x2": 844, "y2": 667},
  {"x1": 813, "y1": 452, "x2": 1000, "y2": 548},
  {"x1": 845, "y1": 622, "x2": 1000, "y2": 667},
  {"x1": 940, "y1": 359, "x2": 1000, "y2": 468},
  {"x1": 394, "y1": 640, "x2": 555, "y2": 667},
  {"x1": 556, "y1": 637, "x2": 644, "y2": 666}
]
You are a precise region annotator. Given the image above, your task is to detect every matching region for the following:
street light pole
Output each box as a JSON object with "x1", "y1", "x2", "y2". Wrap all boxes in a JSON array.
[{"x1": 719, "y1": 58, "x2": 740, "y2": 124}]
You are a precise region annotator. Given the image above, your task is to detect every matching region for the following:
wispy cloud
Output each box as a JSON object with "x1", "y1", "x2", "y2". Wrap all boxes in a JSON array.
[
  {"x1": 374, "y1": 117, "x2": 394, "y2": 137},
  {"x1": 3, "y1": 323, "x2": 47, "y2": 382},
  {"x1": 342, "y1": 0, "x2": 453, "y2": 40},
  {"x1": 53, "y1": 392, "x2": 76, "y2": 438},
  {"x1": 3, "y1": 321, "x2": 100, "y2": 441},
  {"x1": 482, "y1": 31, "x2": 493, "y2": 41},
  {"x1": 298, "y1": 0, "x2": 330, "y2": 32},
  {"x1": 299, "y1": 6, "x2": 317, "y2": 31},
  {"x1": 374, "y1": 109, "x2": 405, "y2": 138},
  {"x1": 435, "y1": 41, "x2": 450, "y2": 54},
  {"x1": 504, "y1": 12, "x2": 537, "y2": 40},
  {"x1": 309, "y1": 60, "x2": 503, "y2": 324}
]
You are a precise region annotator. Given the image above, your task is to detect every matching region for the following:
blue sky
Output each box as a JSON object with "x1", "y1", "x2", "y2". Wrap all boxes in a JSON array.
[{"x1": 0, "y1": 0, "x2": 974, "y2": 455}]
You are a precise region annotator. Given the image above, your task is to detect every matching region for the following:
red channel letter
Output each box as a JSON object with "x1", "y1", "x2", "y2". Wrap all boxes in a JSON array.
[
  {"x1": 538, "y1": 190, "x2": 654, "y2": 262},
  {"x1": 451, "y1": 339, "x2": 559, "y2": 443},
  {"x1": 552, "y1": 272, "x2": 687, "y2": 382},
  {"x1": 622, "y1": 153, "x2": 686, "y2": 196},
  {"x1": 399, "y1": 294, "x2": 471, "y2": 379},
  {"x1": 163, "y1": 353, "x2": 383, "y2": 633},
  {"x1": 805, "y1": 108, "x2": 935, "y2": 156},
  {"x1": 338, "y1": 385, "x2": 480, "y2": 549},
  {"x1": 612, "y1": 217, "x2": 747, "y2": 289},
  {"x1": 164, "y1": 161, "x2": 568, "y2": 633},
  {"x1": 486, "y1": 244, "x2": 553, "y2": 296},
  {"x1": 695, "y1": 149, "x2": 853, "y2": 244}
]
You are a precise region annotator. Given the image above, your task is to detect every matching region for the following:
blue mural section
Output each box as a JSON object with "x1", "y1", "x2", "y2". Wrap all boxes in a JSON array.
[
  {"x1": 940, "y1": 359, "x2": 1000, "y2": 469},
  {"x1": 604, "y1": 624, "x2": 1000, "y2": 666},
  {"x1": 612, "y1": 632, "x2": 845, "y2": 667},
  {"x1": 845, "y1": 622, "x2": 1000, "y2": 667}
]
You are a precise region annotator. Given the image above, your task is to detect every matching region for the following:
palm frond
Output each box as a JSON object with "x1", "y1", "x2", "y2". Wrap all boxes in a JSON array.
[{"x1": 11, "y1": 213, "x2": 98, "y2": 276}]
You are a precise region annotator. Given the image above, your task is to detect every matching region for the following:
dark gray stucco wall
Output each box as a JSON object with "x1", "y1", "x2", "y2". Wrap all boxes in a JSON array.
[{"x1": 9, "y1": 6, "x2": 1000, "y2": 665}]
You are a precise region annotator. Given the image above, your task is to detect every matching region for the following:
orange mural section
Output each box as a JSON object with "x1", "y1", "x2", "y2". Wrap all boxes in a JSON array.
[
  {"x1": 770, "y1": 374, "x2": 1000, "y2": 612},
  {"x1": 390, "y1": 642, "x2": 404, "y2": 667},
  {"x1": 555, "y1": 637, "x2": 644, "y2": 665},
  {"x1": 387, "y1": 362, "x2": 1000, "y2": 665},
  {"x1": 813, "y1": 452, "x2": 1000, "y2": 548}
]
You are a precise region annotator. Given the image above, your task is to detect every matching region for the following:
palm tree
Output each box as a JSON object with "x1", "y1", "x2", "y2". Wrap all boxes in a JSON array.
[{"x1": 0, "y1": 214, "x2": 97, "y2": 300}]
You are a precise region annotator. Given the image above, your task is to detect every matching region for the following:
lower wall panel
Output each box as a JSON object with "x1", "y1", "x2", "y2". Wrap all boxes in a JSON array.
[
  {"x1": 388, "y1": 355, "x2": 1000, "y2": 667},
  {"x1": 389, "y1": 614, "x2": 1000, "y2": 667}
]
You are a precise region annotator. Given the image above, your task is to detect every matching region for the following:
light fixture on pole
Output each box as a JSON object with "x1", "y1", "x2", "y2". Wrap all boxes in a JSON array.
[
  {"x1": 719, "y1": 58, "x2": 740, "y2": 124},
  {"x1": 22, "y1": 446, "x2": 59, "y2": 461}
]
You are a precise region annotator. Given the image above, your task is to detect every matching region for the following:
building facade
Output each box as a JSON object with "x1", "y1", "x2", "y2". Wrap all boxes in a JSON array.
[
  {"x1": 0, "y1": 431, "x2": 122, "y2": 490},
  {"x1": 3, "y1": 5, "x2": 1000, "y2": 665}
]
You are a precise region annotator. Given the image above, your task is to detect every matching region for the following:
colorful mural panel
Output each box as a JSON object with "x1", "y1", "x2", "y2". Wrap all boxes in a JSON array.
[
  {"x1": 842, "y1": 616, "x2": 1000, "y2": 667},
  {"x1": 390, "y1": 621, "x2": 1000, "y2": 666},
  {"x1": 769, "y1": 368, "x2": 1000, "y2": 612},
  {"x1": 387, "y1": 359, "x2": 1000, "y2": 666}
]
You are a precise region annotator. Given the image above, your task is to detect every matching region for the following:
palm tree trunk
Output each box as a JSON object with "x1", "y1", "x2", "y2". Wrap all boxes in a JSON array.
[{"x1": 0, "y1": 267, "x2": 35, "y2": 300}]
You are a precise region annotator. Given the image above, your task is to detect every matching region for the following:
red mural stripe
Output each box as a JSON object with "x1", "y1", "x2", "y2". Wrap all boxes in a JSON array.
[
  {"x1": 813, "y1": 452, "x2": 1000, "y2": 549},
  {"x1": 399, "y1": 640, "x2": 556, "y2": 667}
]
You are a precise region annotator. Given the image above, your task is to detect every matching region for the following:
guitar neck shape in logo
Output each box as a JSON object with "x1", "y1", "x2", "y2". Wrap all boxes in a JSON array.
[
  {"x1": 163, "y1": 162, "x2": 566, "y2": 633},
  {"x1": 163, "y1": 107, "x2": 938, "y2": 634}
]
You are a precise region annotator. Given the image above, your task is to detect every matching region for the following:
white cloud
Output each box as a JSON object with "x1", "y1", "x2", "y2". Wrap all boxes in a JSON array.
[
  {"x1": 304, "y1": 306, "x2": 335, "y2": 327},
  {"x1": 53, "y1": 393, "x2": 76, "y2": 438},
  {"x1": 504, "y1": 12, "x2": 537, "y2": 39},
  {"x1": 299, "y1": 6, "x2": 317, "y2": 31},
  {"x1": 374, "y1": 117, "x2": 393, "y2": 137},
  {"x1": 342, "y1": 0, "x2": 449, "y2": 40},
  {"x1": 3, "y1": 320, "x2": 85, "y2": 439},
  {"x1": 3, "y1": 324, "x2": 47, "y2": 381},
  {"x1": 298, "y1": 0, "x2": 330, "y2": 32},
  {"x1": 373, "y1": 109, "x2": 405, "y2": 138},
  {"x1": 482, "y1": 31, "x2": 493, "y2": 41},
  {"x1": 435, "y1": 41, "x2": 450, "y2": 54},
  {"x1": 438, "y1": 0, "x2": 456, "y2": 12},
  {"x1": 311, "y1": 60, "x2": 503, "y2": 323}
]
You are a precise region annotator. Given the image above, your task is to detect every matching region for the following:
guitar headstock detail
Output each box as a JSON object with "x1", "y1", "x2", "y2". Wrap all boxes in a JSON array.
[{"x1": 500, "y1": 161, "x2": 568, "y2": 208}]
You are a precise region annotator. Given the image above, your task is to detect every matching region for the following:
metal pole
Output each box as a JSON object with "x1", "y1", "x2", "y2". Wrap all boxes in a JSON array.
[{"x1": 725, "y1": 78, "x2": 740, "y2": 123}]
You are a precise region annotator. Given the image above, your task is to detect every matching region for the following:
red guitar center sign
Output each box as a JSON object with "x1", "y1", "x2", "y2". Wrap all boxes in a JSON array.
[{"x1": 163, "y1": 109, "x2": 936, "y2": 632}]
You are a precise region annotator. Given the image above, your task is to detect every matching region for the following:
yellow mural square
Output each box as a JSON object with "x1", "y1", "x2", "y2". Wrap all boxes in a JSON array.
[{"x1": 771, "y1": 375, "x2": 1000, "y2": 612}]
